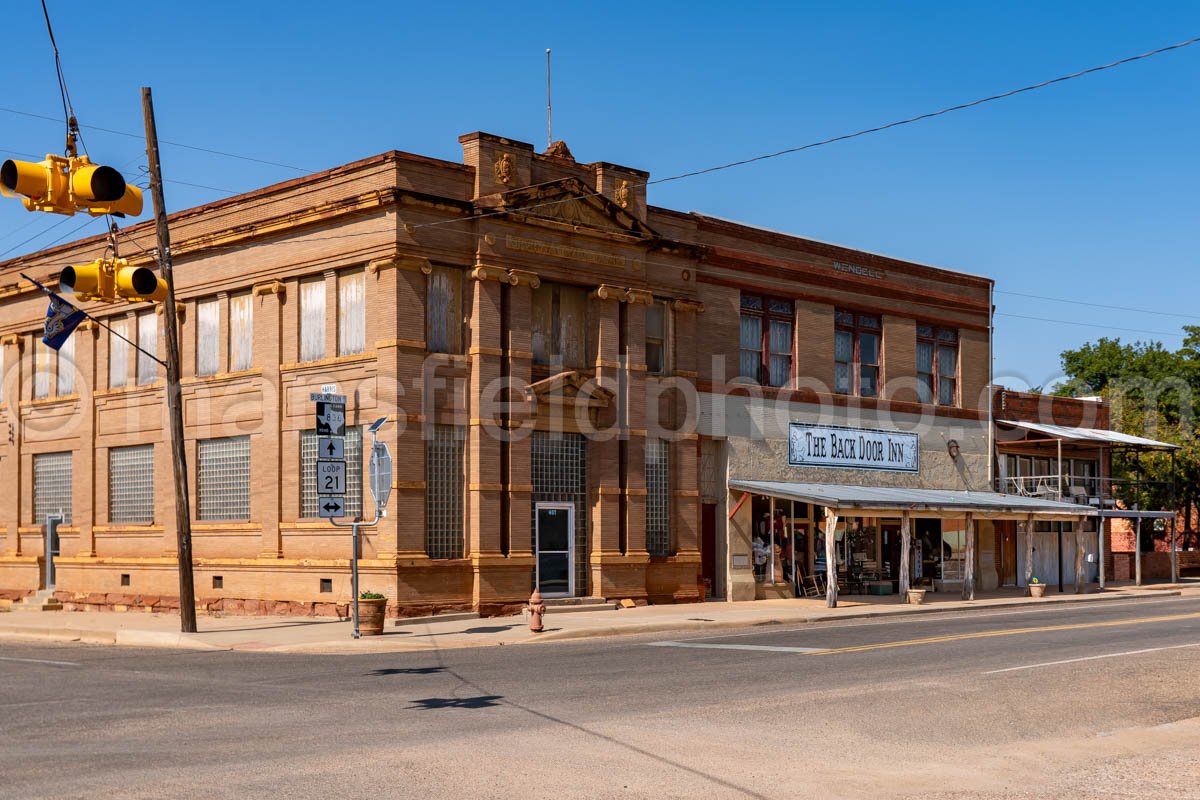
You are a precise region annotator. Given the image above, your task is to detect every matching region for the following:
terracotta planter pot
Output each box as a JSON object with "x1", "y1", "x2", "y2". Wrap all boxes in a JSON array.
[
  {"x1": 1029, "y1": 584, "x2": 1047, "y2": 599},
  {"x1": 357, "y1": 597, "x2": 387, "y2": 635},
  {"x1": 906, "y1": 589, "x2": 926, "y2": 605}
]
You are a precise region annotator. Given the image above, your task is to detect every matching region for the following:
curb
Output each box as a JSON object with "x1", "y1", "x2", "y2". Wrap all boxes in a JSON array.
[{"x1": 530, "y1": 590, "x2": 1185, "y2": 644}]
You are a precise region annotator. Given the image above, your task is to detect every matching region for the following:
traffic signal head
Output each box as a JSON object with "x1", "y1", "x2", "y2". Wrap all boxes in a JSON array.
[
  {"x1": 0, "y1": 155, "x2": 143, "y2": 217},
  {"x1": 60, "y1": 258, "x2": 165, "y2": 303}
]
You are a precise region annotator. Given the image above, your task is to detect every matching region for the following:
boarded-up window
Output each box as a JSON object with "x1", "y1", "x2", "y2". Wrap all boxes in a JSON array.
[
  {"x1": 300, "y1": 427, "x2": 363, "y2": 519},
  {"x1": 33, "y1": 451, "x2": 72, "y2": 525},
  {"x1": 56, "y1": 332, "x2": 75, "y2": 396},
  {"x1": 137, "y1": 311, "x2": 158, "y2": 385},
  {"x1": 197, "y1": 436, "x2": 251, "y2": 521},
  {"x1": 338, "y1": 270, "x2": 365, "y2": 356},
  {"x1": 299, "y1": 278, "x2": 326, "y2": 362},
  {"x1": 229, "y1": 292, "x2": 253, "y2": 372},
  {"x1": 426, "y1": 266, "x2": 463, "y2": 354},
  {"x1": 109, "y1": 318, "x2": 130, "y2": 389},
  {"x1": 109, "y1": 444, "x2": 154, "y2": 524},
  {"x1": 33, "y1": 337, "x2": 51, "y2": 399},
  {"x1": 646, "y1": 439, "x2": 670, "y2": 556},
  {"x1": 531, "y1": 283, "x2": 587, "y2": 368},
  {"x1": 196, "y1": 299, "x2": 219, "y2": 376},
  {"x1": 426, "y1": 424, "x2": 465, "y2": 559}
]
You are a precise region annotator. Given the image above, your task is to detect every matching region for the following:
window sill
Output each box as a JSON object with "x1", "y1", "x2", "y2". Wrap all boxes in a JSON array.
[
  {"x1": 182, "y1": 368, "x2": 263, "y2": 386},
  {"x1": 280, "y1": 352, "x2": 377, "y2": 372}
]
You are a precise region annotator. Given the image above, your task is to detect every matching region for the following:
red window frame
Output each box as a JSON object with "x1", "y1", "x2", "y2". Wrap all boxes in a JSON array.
[
  {"x1": 916, "y1": 323, "x2": 959, "y2": 406},
  {"x1": 834, "y1": 309, "x2": 882, "y2": 397},
  {"x1": 739, "y1": 294, "x2": 793, "y2": 387}
]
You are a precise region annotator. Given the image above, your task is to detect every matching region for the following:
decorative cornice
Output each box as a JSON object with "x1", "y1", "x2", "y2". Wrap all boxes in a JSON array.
[
  {"x1": 0, "y1": 334, "x2": 25, "y2": 350},
  {"x1": 593, "y1": 284, "x2": 630, "y2": 302},
  {"x1": 625, "y1": 288, "x2": 655, "y2": 305},
  {"x1": 370, "y1": 255, "x2": 432, "y2": 275},
  {"x1": 672, "y1": 298, "x2": 705, "y2": 314},
  {"x1": 471, "y1": 264, "x2": 512, "y2": 283},
  {"x1": 252, "y1": 280, "x2": 286, "y2": 297},
  {"x1": 507, "y1": 269, "x2": 540, "y2": 288}
]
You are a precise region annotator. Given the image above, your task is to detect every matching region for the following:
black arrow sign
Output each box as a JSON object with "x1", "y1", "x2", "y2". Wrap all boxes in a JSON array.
[
  {"x1": 323, "y1": 501, "x2": 342, "y2": 513},
  {"x1": 326, "y1": 441, "x2": 337, "y2": 456}
]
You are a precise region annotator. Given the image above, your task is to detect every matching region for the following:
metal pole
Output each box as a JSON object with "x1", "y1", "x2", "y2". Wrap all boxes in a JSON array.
[
  {"x1": 141, "y1": 87, "x2": 197, "y2": 633},
  {"x1": 1098, "y1": 513, "x2": 1106, "y2": 590},
  {"x1": 351, "y1": 523, "x2": 360, "y2": 639},
  {"x1": 1170, "y1": 515, "x2": 1177, "y2": 584}
]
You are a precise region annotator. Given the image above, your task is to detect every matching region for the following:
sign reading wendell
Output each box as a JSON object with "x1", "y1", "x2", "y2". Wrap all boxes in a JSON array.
[{"x1": 788, "y1": 423, "x2": 919, "y2": 473}]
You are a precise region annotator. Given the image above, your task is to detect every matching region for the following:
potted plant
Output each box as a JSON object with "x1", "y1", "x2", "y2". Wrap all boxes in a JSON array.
[
  {"x1": 357, "y1": 590, "x2": 387, "y2": 636},
  {"x1": 1028, "y1": 576, "x2": 1047, "y2": 598},
  {"x1": 906, "y1": 587, "x2": 927, "y2": 605}
]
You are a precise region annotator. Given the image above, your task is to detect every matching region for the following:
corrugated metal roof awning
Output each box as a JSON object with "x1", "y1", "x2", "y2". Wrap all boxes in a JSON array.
[
  {"x1": 998, "y1": 420, "x2": 1179, "y2": 450},
  {"x1": 728, "y1": 479, "x2": 1094, "y2": 519}
]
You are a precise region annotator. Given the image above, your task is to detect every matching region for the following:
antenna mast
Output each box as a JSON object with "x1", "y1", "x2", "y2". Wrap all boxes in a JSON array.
[{"x1": 546, "y1": 48, "x2": 553, "y2": 148}]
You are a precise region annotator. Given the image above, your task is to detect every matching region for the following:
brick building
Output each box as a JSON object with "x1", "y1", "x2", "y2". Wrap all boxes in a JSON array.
[{"x1": 0, "y1": 131, "x2": 1093, "y2": 616}]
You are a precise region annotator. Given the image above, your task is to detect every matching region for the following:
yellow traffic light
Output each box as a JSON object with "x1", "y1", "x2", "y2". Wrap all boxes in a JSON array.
[
  {"x1": 115, "y1": 264, "x2": 167, "y2": 302},
  {"x1": 0, "y1": 155, "x2": 142, "y2": 217},
  {"x1": 60, "y1": 258, "x2": 165, "y2": 303},
  {"x1": 60, "y1": 259, "x2": 115, "y2": 301}
]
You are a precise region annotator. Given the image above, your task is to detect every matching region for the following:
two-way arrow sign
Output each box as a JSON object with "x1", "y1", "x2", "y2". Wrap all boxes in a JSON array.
[{"x1": 319, "y1": 498, "x2": 344, "y2": 518}]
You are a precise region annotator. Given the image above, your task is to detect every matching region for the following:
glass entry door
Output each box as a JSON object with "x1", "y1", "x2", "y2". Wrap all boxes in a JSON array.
[{"x1": 535, "y1": 502, "x2": 574, "y2": 597}]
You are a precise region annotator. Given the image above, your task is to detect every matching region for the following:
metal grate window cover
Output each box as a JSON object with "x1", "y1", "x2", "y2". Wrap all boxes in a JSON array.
[
  {"x1": 646, "y1": 439, "x2": 671, "y2": 556},
  {"x1": 109, "y1": 445, "x2": 154, "y2": 524},
  {"x1": 532, "y1": 431, "x2": 588, "y2": 594},
  {"x1": 301, "y1": 427, "x2": 362, "y2": 519},
  {"x1": 33, "y1": 451, "x2": 72, "y2": 525},
  {"x1": 197, "y1": 436, "x2": 251, "y2": 521},
  {"x1": 426, "y1": 424, "x2": 465, "y2": 559}
]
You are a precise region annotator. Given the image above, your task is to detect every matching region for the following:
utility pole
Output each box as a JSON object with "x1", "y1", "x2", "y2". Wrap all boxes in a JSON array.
[{"x1": 141, "y1": 87, "x2": 197, "y2": 633}]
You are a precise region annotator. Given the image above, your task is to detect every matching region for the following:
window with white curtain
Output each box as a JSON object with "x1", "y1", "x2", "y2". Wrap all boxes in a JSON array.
[
  {"x1": 229, "y1": 292, "x2": 253, "y2": 371},
  {"x1": 196, "y1": 298, "x2": 219, "y2": 376},
  {"x1": 56, "y1": 332, "x2": 75, "y2": 396},
  {"x1": 299, "y1": 278, "x2": 326, "y2": 361},
  {"x1": 137, "y1": 311, "x2": 158, "y2": 385},
  {"x1": 33, "y1": 337, "x2": 51, "y2": 399},
  {"x1": 109, "y1": 318, "x2": 130, "y2": 389},
  {"x1": 426, "y1": 266, "x2": 463, "y2": 354},
  {"x1": 337, "y1": 270, "x2": 365, "y2": 357}
]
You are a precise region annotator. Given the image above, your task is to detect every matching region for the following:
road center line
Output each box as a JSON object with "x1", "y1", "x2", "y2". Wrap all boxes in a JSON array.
[
  {"x1": 0, "y1": 655, "x2": 82, "y2": 667},
  {"x1": 983, "y1": 642, "x2": 1200, "y2": 674},
  {"x1": 809, "y1": 612, "x2": 1200, "y2": 656},
  {"x1": 649, "y1": 641, "x2": 828, "y2": 654}
]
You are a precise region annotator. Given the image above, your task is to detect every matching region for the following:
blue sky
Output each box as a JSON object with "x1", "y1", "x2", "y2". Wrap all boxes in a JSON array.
[{"x1": 2, "y1": 1, "x2": 1198, "y2": 387}]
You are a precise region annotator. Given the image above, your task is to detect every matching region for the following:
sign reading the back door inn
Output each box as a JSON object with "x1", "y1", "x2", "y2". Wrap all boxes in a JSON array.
[{"x1": 788, "y1": 423, "x2": 919, "y2": 473}]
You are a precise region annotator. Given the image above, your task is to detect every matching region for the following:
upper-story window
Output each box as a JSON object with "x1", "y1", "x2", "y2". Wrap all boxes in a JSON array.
[
  {"x1": 337, "y1": 269, "x2": 365, "y2": 357},
  {"x1": 196, "y1": 298, "x2": 220, "y2": 376},
  {"x1": 426, "y1": 266, "x2": 463, "y2": 354},
  {"x1": 109, "y1": 317, "x2": 131, "y2": 390},
  {"x1": 532, "y1": 282, "x2": 588, "y2": 368},
  {"x1": 229, "y1": 292, "x2": 254, "y2": 371},
  {"x1": 56, "y1": 331, "x2": 75, "y2": 396},
  {"x1": 645, "y1": 300, "x2": 669, "y2": 375},
  {"x1": 299, "y1": 277, "x2": 326, "y2": 362},
  {"x1": 739, "y1": 294, "x2": 793, "y2": 387},
  {"x1": 917, "y1": 324, "x2": 958, "y2": 405},
  {"x1": 834, "y1": 310, "x2": 881, "y2": 397},
  {"x1": 136, "y1": 310, "x2": 158, "y2": 385}
]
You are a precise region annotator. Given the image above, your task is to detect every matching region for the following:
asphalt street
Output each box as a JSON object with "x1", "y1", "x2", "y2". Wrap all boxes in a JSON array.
[{"x1": 3, "y1": 595, "x2": 1199, "y2": 799}]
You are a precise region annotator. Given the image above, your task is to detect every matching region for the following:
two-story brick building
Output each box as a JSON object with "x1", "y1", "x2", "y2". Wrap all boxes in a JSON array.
[{"x1": 0, "y1": 131, "x2": 1092, "y2": 616}]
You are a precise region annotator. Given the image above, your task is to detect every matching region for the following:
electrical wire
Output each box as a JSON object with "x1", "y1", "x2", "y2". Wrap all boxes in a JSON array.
[
  {"x1": 39, "y1": 0, "x2": 86, "y2": 156},
  {"x1": 996, "y1": 312, "x2": 1184, "y2": 338},
  {"x1": 995, "y1": 289, "x2": 1200, "y2": 321}
]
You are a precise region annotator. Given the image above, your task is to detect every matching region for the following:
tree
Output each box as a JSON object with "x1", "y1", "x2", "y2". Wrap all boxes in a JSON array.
[{"x1": 1058, "y1": 329, "x2": 1199, "y2": 545}]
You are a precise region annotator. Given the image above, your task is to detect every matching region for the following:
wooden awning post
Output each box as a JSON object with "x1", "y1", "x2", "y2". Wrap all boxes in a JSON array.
[
  {"x1": 962, "y1": 512, "x2": 976, "y2": 601},
  {"x1": 824, "y1": 507, "x2": 839, "y2": 609},
  {"x1": 1170, "y1": 515, "x2": 1177, "y2": 584},
  {"x1": 899, "y1": 512, "x2": 912, "y2": 601},
  {"x1": 1074, "y1": 523, "x2": 1086, "y2": 594},
  {"x1": 1098, "y1": 513, "x2": 1106, "y2": 591},
  {"x1": 1023, "y1": 513, "x2": 1035, "y2": 595}
]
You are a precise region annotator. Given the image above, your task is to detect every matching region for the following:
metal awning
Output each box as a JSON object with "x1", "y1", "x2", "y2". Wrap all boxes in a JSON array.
[
  {"x1": 728, "y1": 479, "x2": 1095, "y2": 519},
  {"x1": 998, "y1": 420, "x2": 1179, "y2": 450}
]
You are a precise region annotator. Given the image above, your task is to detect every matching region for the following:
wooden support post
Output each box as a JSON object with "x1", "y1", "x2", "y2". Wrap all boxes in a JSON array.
[
  {"x1": 1098, "y1": 514, "x2": 1106, "y2": 590},
  {"x1": 1023, "y1": 514, "x2": 1035, "y2": 596},
  {"x1": 899, "y1": 512, "x2": 912, "y2": 601},
  {"x1": 1170, "y1": 516, "x2": 1177, "y2": 584},
  {"x1": 1074, "y1": 526, "x2": 1086, "y2": 594},
  {"x1": 1135, "y1": 514, "x2": 1143, "y2": 586},
  {"x1": 824, "y1": 508, "x2": 839, "y2": 608},
  {"x1": 962, "y1": 512, "x2": 976, "y2": 601}
]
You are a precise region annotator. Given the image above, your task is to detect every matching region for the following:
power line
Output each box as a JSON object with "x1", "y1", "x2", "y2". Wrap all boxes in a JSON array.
[
  {"x1": 997, "y1": 312, "x2": 1184, "y2": 338},
  {"x1": 0, "y1": 106, "x2": 312, "y2": 172},
  {"x1": 996, "y1": 289, "x2": 1200, "y2": 321},
  {"x1": 411, "y1": 34, "x2": 1200, "y2": 232}
]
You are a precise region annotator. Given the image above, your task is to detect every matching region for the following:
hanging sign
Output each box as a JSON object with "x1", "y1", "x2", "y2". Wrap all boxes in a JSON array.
[{"x1": 788, "y1": 423, "x2": 919, "y2": 473}]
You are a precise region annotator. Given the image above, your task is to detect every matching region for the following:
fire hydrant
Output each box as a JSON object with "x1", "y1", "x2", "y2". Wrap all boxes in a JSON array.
[{"x1": 528, "y1": 589, "x2": 546, "y2": 633}]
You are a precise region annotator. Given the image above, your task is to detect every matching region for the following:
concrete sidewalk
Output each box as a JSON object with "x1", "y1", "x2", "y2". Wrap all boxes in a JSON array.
[{"x1": 1, "y1": 583, "x2": 1194, "y2": 654}]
